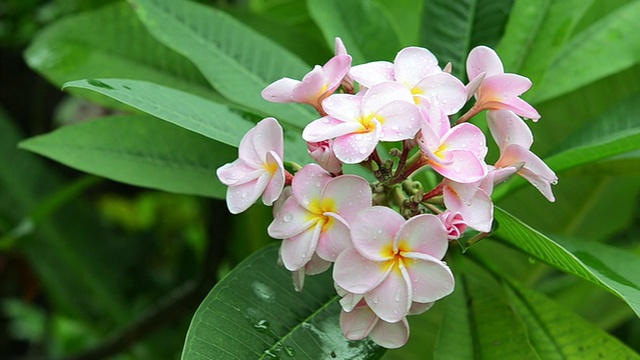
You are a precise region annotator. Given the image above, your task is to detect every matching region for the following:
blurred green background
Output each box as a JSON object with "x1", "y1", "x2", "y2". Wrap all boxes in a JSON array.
[{"x1": 1, "y1": 0, "x2": 639, "y2": 359}]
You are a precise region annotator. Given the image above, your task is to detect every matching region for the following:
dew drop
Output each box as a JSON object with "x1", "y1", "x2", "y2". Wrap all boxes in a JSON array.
[
  {"x1": 372, "y1": 296, "x2": 380, "y2": 304},
  {"x1": 453, "y1": 167, "x2": 461, "y2": 174},
  {"x1": 254, "y1": 319, "x2": 270, "y2": 332},
  {"x1": 359, "y1": 148, "x2": 367, "y2": 155},
  {"x1": 283, "y1": 213, "x2": 293, "y2": 222},
  {"x1": 301, "y1": 252, "x2": 307, "y2": 259}
]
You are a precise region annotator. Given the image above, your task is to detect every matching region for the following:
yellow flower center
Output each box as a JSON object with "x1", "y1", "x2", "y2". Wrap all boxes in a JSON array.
[
  {"x1": 357, "y1": 113, "x2": 385, "y2": 133},
  {"x1": 306, "y1": 197, "x2": 337, "y2": 232}
]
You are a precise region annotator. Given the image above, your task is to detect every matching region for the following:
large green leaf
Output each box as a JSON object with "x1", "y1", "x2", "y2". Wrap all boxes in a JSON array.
[
  {"x1": 374, "y1": 0, "x2": 424, "y2": 46},
  {"x1": 506, "y1": 282, "x2": 640, "y2": 359},
  {"x1": 493, "y1": 207, "x2": 640, "y2": 317},
  {"x1": 182, "y1": 244, "x2": 385, "y2": 360},
  {"x1": 24, "y1": 2, "x2": 222, "y2": 104},
  {"x1": 526, "y1": 0, "x2": 640, "y2": 102},
  {"x1": 129, "y1": 0, "x2": 316, "y2": 128},
  {"x1": 497, "y1": 0, "x2": 594, "y2": 79},
  {"x1": 63, "y1": 78, "x2": 252, "y2": 147},
  {"x1": 63, "y1": 78, "x2": 311, "y2": 165},
  {"x1": 421, "y1": 0, "x2": 514, "y2": 78},
  {"x1": 19, "y1": 114, "x2": 232, "y2": 199},
  {"x1": 307, "y1": 0, "x2": 402, "y2": 64}
]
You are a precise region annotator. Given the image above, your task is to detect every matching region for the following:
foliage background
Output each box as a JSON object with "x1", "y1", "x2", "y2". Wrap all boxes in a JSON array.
[{"x1": 0, "y1": 0, "x2": 639, "y2": 359}]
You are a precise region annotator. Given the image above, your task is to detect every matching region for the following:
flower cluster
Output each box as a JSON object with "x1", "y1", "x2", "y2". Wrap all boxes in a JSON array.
[{"x1": 217, "y1": 38, "x2": 557, "y2": 348}]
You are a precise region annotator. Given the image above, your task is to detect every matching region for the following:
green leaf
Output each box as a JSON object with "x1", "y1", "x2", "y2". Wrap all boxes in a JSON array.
[
  {"x1": 527, "y1": 0, "x2": 640, "y2": 103},
  {"x1": 493, "y1": 207, "x2": 640, "y2": 317},
  {"x1": 63, "y1": 78, "x2": 253, "y2": 147},
  {"x1": 461, "y1": 261, "x2": 539, "y2": 359},
  {"x1": 182, "y1": 244, "x2": 385, "y2": 360},
  {"x1": 421, "y1": 0, "x2": 515, "y2": 78},
  {"x1": 129, "y1": 0, "x2": 316, "y2": 128},
  {"x1": 19, "y1": 114, "x2": 231, "y2": 199},
  {"x1": 307, "y1": 0, "x2": 402, "y2": 64},
  {"x1": 24, "y1": 2, "x2": 222, "y2": 104},
  {"x1": 63, "y1": 78, "x2": 311, "y2": 165},
  {"x1": 506, "y1": 281, "x2": 640, "y2": 359},
  {"x1": 374, "y1": 0, "x2": 424, "y2": 46},
  {"x1": 497, "y1": 0, "x2": 594, "y2": 78},
  {"x1": 433, "y1": 269, "x2": 473, "y2": 360}
]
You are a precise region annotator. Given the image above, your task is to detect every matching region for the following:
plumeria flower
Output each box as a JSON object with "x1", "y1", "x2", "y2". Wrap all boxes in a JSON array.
[
  {"x1": 334, "y1": 37, "x2": 355, "y2": 93},
  {"x1": 437, "y1": 210, "x2": 467, "y2": 240},
  {"x1": 303, "y1": 82, "x2": 422, "y2": 163},
  {"x1": 335, "y1": 286, "x2": 434, "y2": 348},
  {"x1": 334, "y1": 207, "x2": 454, "y2": 323},
  {"x1": 466, "y1": 46, "x2": 540, "y2": 120},
  {"x1": 417, "y1": 104, "x2": 488, "y2": 183},
  {"x1": 290, "y1": 253, "x2": 331, "y2": 292},
  {"x1": 307, "y1": 140, "x2": 342, "y2": 175},
  {"x1": 268, "y1": 164, "x2": 372, "y2": 271},
  {"x1": 350, "y1": 47, "x2": 467, "y2": 115},
  {"x1": 216, "y1": 118, "x2": 285, "y2": 214},
  {"x1": 442, "y1": 177, "x2": 494, "y2": 233},
  {"x1": 340, "y1": 299, "x2": 410, "y2": 349},
  {"x1": 488, "y1": 109, "x2": 558, "y2": 201},
  {"x1": 262, "y1": 53, "x2": 352, "y2": 114}
]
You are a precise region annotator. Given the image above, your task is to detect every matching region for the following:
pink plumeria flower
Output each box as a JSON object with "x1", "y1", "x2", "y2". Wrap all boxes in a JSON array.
[
  {"x1": 307, "y1": 140, "x2": 342, "y2": 174},
  {"x1": 262, "y1": 54, "x2": 352, "y2": 114},
  {"x1": 466, "y1": 46, "x2": 540, "y2": 120},
  {"x1": 268, "y1": 164, "x2": 372, "y2": 271},
  {"x1": 333, "y1": 207, "x2": 454, "y2": 323},
  {"x1": 350, "y1": 47, "x2": 467, "y2": 115},
  {"x1": 340, "y1": 299, "x2": 410, "y2": 349},
  {"x1": 437, "y1": 210, "x2": 467, "y2": 240},
  {"x1": 442, "y1": 178, "x2": 494, "y2": 233},
  {"x1": 303, "y1": 82, "x2": 421, "y2": 164},
  {"x1": 335, "y1": 37, "x2": 355, "y2": 93},
  {"x1": 417, "y1": 106, "x2": 488, "y2": 183},
  {"x1": 216, "y1": 118, "x2": 285, "y2": 214},
  {"x1": 488, "y1": 110, "x2": 558, "y2": 201}
]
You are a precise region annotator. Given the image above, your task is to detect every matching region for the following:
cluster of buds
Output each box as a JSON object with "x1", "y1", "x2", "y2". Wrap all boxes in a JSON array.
[{"x1": 217, "y1": 38, "x2": 557, "y2": 348}]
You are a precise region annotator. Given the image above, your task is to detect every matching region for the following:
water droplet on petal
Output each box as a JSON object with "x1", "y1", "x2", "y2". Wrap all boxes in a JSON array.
[
  {"x1": 372, "y1": 296, "x2": 380, "y2": 304},
  {"x1": 283, "y1": 213, "x2": 293, "y2": 222}
]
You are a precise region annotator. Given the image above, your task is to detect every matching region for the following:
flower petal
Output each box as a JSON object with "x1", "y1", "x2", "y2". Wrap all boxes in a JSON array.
[
  {"x1": 430, "y1": 150, "x2": 487, "y2": 183},
  {"x1": 351, "y1": 206, "x2": 404, "y2": 261},
  {"x1": 369, "y1": 318, "x2": 410, "y2": 349},
  {"x1": 394, "y1": 47, "x2": 440, "y2": 86},
  {"x1": 316, "y1": 214, "x2": 352, "y2": 261},
  {"x1": 443, "y1": 185, "x2": 493, "y2": 232},
  {"x1": 397, "y1": 214, "x2": 449, "y2": 258},
  {"x1": 322, "y1": 54, "x2": 352, "y2": 91},
  {"x1": 350, "y1": 61, "x2": 395, "y2": 88},
  {"x1": 333, "y1": 131, "x2": 380, "y2": 164},
  {"x1": 290, "y1": 65, "x2": 328, "y2": 104},
  {"x1": 466, "y1": 46, "x2": 504, "y2": 80},
  {"x1": 302, "y1": 116, "x2": 363, "y2": 142},
  {"x1": 322, "y1": 175, "x2": 372, "y2": 221},
  {"x1": 403, "y1": 255, "x2": 454, "y2": 303},
  {"x1": 487, "y1": 109, "x2": 533, "y2": 150},
  {"x1": 334, "y1": 247, "x2": 391, "y2": 294},
  {"x1": 322, "y1": 93, "x2": 363, "y2": 122},
  {"x1": 261, "y1": 78, "x2": 299, "y2": 103},
  {"x1": 268, "y1": 196, "x2": 315, "y2": 239},
  {"x1": 279, "y1": 221, "x2": 322, "y2": 271},
  {"x1": 365, "y1": 265, "x2": 411, "y2": 323},
  {"x1": 415, "y1": 73, "x2": 467, "y2": 115},
  {"x1": 238, "y1": 117, "x2": 284, "y2": 166},
  {"x1": 363, "y1": 82, "x2": 414, "y2": 113},
  {"x1": 339, "y1": 304, "x2": 378, "y2": 341},
  {"x1": 261, "y1": 151, "x2": 285, "y2": 206},
  {"x1": 442, "y1": 123, "x2": 487, "y2": 159},
  {"x1": 497, "y1": 144, "x2": 557, "y2": 201},
  {"x1": 291, "y1": 164, "x2": 332, "y2": 209},
  {"x1": 377, "y1": 101, "x2": 422, "y2": 141},
  {"x1": 225, "y1": 171, "x2": 270, "y2": 214}
]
